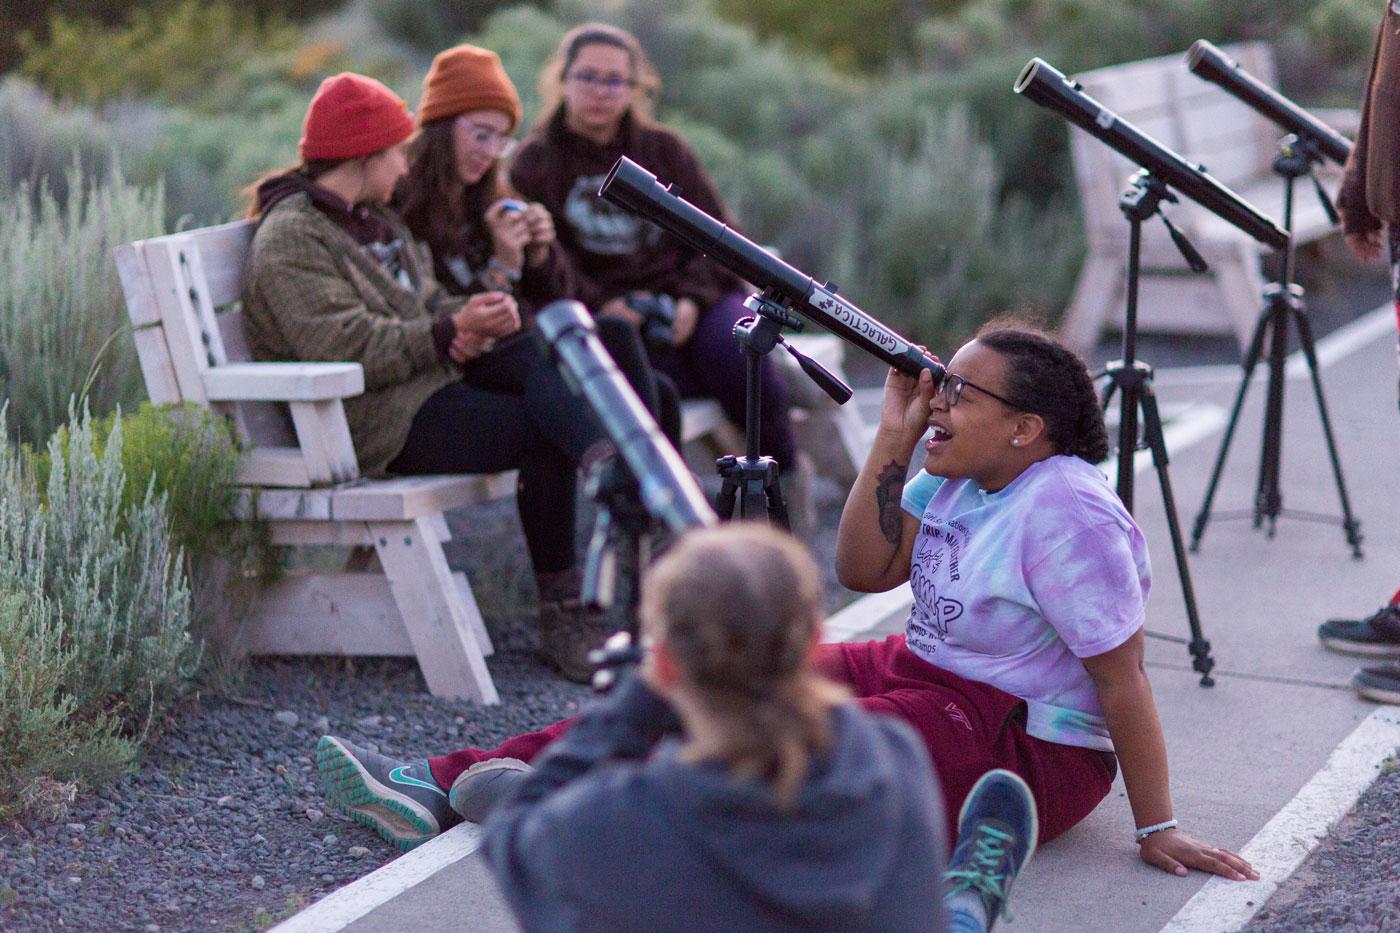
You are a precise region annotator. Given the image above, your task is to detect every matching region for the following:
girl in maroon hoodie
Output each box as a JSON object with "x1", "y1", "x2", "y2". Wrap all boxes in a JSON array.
[{"x1": 509, "y1": 22, "x2": 799, "y2": 477}]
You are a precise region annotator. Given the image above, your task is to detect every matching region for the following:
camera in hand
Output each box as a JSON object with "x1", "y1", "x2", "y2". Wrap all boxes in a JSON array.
[{"x1": 625, "y1": 292, "x2": 678, "y2": 349}]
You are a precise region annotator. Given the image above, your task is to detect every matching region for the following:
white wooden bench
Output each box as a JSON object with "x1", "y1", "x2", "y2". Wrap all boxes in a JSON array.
[
  {"x1": 115, "y1": 219, "x2": 868, "y2": 704},
  {"x1": 1062, "y1": 42, "x2": 1356, "y2": 353}
]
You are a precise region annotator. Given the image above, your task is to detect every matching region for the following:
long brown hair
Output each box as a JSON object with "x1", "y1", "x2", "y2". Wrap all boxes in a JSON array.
[
  {"x1": 396, "y1": 119, "x2": 508, "y2": 266},
  {"x1": 641, "y1": 524, "x2": 846, "y2": 807},
  {"x1": 533, "y1": 22, "x2": 660, "y2": 135}
]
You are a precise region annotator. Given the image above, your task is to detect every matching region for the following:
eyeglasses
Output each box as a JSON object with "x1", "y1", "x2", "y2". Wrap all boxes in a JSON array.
[
  {"x1": 565, "y1": 70, "x2": 635, "y2": 95},
  {"x1": 940, "y1": 373, "x2": 1025, "y2": 411},
  {"x1": 455, "y1": 118, "x2": 517, "y2": 158}
]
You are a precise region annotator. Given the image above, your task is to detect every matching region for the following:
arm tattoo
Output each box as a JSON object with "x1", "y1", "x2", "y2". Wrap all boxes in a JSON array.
[{"x1": 874, "y1": 460, "x2": 907, "y2": 544}]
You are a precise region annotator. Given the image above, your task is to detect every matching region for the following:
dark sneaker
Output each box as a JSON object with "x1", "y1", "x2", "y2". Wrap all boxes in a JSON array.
[
  {"x1": 944, "y1": 769, "x2": 1039, "y2": 930},
  {"x1": 1318, "y1": 605, "x2": 1400, "y2": 657},
  {"x1": 315, "y1": 735, "x2": 457, "y2": 852},
  {"x1": 1353, "y1": 663, "x2": 1400, "y2": 705},
  {"x1": 537, "y1": 600, "x2": 613, "y2": 684},
  {"x1": 448, "y1": 757, "x2": 532, "y2": 823}
]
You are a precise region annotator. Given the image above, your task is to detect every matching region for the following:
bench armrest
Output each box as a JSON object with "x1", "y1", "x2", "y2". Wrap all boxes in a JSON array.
[{"x1": 203, "y1": 362, "x2": 365, "y2": 402}]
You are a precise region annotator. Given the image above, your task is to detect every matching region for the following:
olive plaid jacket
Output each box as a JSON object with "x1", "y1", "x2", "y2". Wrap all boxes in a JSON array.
[{"x1": 241, "y1": 192, "x2": 463, "y2": 476}]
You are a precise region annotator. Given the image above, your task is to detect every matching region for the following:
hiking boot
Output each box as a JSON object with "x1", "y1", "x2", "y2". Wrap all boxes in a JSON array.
[
  {"x1": 1318, "y1": 604, "x2": 1400, "y2": 657},
  {"x1": 448, "y1": 757, "x2": 533, "y2": 823},
  {"x1": 1353, "y1": 663, "x2": 1400, "y2": 705},
  {"x1": 315, "y1": 735, "x2": 457, "y2": 852},
  {"x1": 537, "y1": 600, "x2": 614, "y2": 684},
  {"x1": 943, "y1": 769, "x2": 1039, "y2": 931}
]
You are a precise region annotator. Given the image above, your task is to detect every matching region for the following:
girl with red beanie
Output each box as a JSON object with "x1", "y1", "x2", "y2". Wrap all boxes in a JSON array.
[
  {"x1": 241, "y1": 72, "x2": 657, "y2": 682},
  {"x1": 508, "y1": 24, "x2": 800, "y2": 483},
  {"x1": 397, "y1": 44, "x2": 682, "y2": 444}
]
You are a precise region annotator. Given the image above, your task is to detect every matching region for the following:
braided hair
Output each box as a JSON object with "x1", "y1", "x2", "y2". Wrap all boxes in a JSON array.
[
  {"x1": 975, "y1": 323, "x2": 1110, "y2": 464},
  {"x1": 641, "y1": 524, "x2": 846, "y2": 807}
]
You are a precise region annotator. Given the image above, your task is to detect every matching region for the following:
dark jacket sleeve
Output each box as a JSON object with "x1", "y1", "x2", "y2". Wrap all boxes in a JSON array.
[
  {"x1": 519, "y1": 241, "x2": 575, "y2": 315},
  {"x1": 480, "y1": 677, "x2": 681, "y2": 924},
  {"x1": 1339, "y1": 15, "x2": 1387, "y2": 236}
]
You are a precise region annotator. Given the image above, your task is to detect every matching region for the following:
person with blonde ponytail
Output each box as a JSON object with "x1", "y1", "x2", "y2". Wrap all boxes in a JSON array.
[{"x1": 474, "y1": 524, "x2": 955, "y2": 930}]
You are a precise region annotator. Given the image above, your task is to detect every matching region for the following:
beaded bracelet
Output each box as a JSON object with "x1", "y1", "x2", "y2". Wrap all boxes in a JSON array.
[{"x1": 1134, "y1": 819, "x2": 1179, "y2": 843}]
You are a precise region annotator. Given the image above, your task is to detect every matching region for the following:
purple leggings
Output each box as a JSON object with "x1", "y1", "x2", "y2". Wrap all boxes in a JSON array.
[{"x1": 647, "y1": 291, "x2": 797, "y2": 470}]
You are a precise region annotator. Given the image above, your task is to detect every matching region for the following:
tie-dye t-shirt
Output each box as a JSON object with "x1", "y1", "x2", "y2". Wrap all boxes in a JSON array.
[{"x1": 900, "y1": 455, "x2": 1150, "y2": 752}]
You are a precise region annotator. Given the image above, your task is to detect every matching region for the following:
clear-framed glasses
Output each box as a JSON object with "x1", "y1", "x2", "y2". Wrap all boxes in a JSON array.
[
  {"x1": 565, "y1": 69, "x2": 636, "y2": 95},
  {"x1": 940, "y1": 373, "x2": 1024, "y2": 410},
  {"x1": 455, "y1": 117, "x2": 517, "y2": 159}
]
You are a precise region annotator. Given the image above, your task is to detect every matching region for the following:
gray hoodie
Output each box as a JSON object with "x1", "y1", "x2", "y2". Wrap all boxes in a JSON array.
[{"x1": 482, "y1": 676, "x2": 947, "y2": 932}]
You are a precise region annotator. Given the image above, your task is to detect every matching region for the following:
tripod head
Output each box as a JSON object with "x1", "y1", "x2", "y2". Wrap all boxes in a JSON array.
[
  {"x1": 739, "y1": 292, "x2": 853, "y2": 407},
  {"x1": 1272, "y1": 134, "x2": 1341, "y2": 228},
  {"x1": 1120, "y1": 170, "x2": 1209, "y2": 274}
]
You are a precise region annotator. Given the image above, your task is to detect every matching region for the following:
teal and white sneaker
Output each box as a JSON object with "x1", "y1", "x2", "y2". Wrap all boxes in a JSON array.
[
  {"x1": 316, "y1": 735, "x2": 458, "y2": 852},
  {"x1": 943, "y1": 769, "x2": 1039, "y2": 932}
]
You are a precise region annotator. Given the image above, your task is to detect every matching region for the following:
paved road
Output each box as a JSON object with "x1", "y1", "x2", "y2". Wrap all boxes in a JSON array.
[{"x1": 284, "y1": 306, "x2": 1400, "y2": 933}]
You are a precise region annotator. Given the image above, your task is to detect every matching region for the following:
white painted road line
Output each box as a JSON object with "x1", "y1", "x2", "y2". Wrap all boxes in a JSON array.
[
  {"x1": 1152, "y1": 303, "x2": 1392, "y2": 387},
  {"x1": 271, "y1": 823, "x2": 486, "y2": 933},
  {"x1": 1161, "y1": 707, "x2": 1400, "y2": 933}
]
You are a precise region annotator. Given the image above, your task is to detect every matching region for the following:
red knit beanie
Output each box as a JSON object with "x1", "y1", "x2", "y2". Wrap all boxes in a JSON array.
[
  {"x1": 300, "y1": 73, "x2": 415, "y2": 162},
  {"x1": 418, "y1": 45, "x2": 521, "y2": 130}
]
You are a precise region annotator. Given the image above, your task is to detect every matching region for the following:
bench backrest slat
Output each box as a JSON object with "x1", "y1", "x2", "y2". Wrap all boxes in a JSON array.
[{"x1": 116, "y1": 218, "x2": 304, "y2": 459}]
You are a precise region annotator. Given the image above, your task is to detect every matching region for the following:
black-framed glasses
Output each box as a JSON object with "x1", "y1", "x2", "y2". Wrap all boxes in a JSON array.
[
  {"x1": 565, "y1": 70, "x2": 635, "y2": 94},
  {"x1": 940, "y1": 373, "x2": 1024, "y2": 410}
]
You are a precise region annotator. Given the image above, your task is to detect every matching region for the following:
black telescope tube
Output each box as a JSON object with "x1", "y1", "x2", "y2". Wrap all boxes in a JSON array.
[
  {"x1": 1014, "y1": 58, "x2": 1290, "y2": 252},
  {"x1": 536, "y1": 300, "x2": 716, "y2": 534},
  {"x1": 600, "y1": 157, "x2": 946, "y2": 382},
  {"x1": 1187, "y1": 40, "x2": 1352, "y2": 166}
]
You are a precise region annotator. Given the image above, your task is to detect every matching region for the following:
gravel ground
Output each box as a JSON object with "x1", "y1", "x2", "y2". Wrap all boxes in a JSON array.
[
  {"x1": 1249, "y1": 755, "x2": 1400, "y2": 932},
  {"x1": 1, "y1": 256, "x2": 1393, "y2": 932},
  {"x1": 0, "y1": 460, "x2": 855, "y2": 933}
]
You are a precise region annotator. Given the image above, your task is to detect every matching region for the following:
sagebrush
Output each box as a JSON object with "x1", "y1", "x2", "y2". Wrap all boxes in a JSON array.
[
  {"x1": 0, "y1": 405, "x2": 199, "y2": 820},
  {"x1": 0, "y1": 164, "x2": 165, "y2": 448}
]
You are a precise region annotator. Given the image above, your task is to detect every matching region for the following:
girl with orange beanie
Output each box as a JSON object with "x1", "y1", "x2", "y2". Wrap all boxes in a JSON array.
[
  {"x1": 241, "y1": 72, "x2": 665, "y2": 683},
  {"x1": 398, "y1": 44, "x2": 682, "y2": 443}
]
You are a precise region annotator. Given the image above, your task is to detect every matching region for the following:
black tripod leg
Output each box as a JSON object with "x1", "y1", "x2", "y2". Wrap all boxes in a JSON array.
[
  {"x1": 1191, "y1": 309, "x2": 1271, "y2": 551},
  {"x1": 715, "y1": 473, "x2": 739, "y2": 521},
  {"x1": 1292, "y1": 310, "x2": 1364, "y2": 558},
  {"x1": 1254, "y1": 298, "x2": 1290, "y2": 537},
  {"x1": 1140, "y1": 384, "x2": 1216, "y2": 686},
  {"x1": 763, "y1": 475, "x2": 791, "y2": 531}
]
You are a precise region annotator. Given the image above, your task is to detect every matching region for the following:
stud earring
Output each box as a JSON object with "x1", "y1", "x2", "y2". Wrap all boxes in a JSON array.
[{"x1": 1011, "y1": 439, "x2": 1020, "y2": 446}]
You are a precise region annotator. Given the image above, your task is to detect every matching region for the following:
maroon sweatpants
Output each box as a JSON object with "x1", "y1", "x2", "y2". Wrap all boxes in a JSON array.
[{"x1": 428, "y1": 635, "x2": 1115, "y2": 844}]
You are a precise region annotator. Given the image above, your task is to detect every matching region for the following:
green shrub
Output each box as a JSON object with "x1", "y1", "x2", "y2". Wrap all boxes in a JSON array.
[
  {"x1": 0, "y1": 164, "x2": 166, "y2": 449},
  {"x1": 0, "y1": 405, "x2": 197, "y2": 819},
  {"x1": 19, "y1": 1, "x2": 301, "y2": 109},
  {"x1": 32, "y1": 403, "x2": 243, "y2": 570},
  {"x1": 370, "y1": 0, "x2": 549, "y2": 52},
  {"x1": 820, "y1": 108, "x2": 1082, "y2": 345},
  {"x1": 0, "y1": 0, "x2": 344, "y2": 75}
]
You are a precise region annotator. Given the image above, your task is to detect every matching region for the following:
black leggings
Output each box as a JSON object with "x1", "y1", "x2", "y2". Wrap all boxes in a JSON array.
[{"x1": 387, "y1": 319, "x2": 680, "y2": 574}]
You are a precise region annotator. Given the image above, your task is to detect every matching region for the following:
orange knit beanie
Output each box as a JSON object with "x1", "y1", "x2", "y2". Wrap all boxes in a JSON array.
[
  {"x1": 300, "y1": 73, "x2": 415, "y2": 161},
  {"x1": 419, "y1": 45, "x2": 521, "y2": 130}
]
